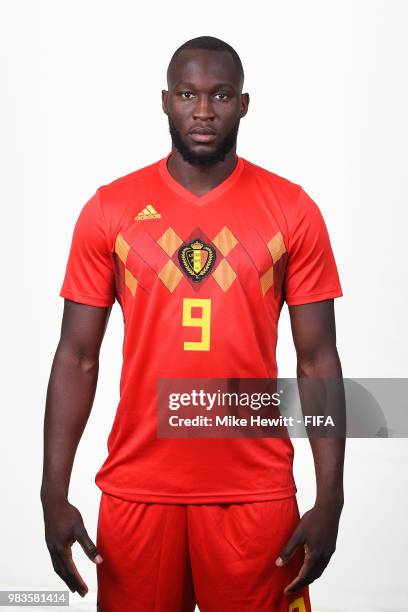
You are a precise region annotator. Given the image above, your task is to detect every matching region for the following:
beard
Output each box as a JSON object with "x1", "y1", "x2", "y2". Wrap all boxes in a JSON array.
[{"x1": 167, "y1": 116, "x2": 240, "y2": 167}]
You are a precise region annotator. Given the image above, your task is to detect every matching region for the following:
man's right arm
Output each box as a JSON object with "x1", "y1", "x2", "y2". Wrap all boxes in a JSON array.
[{"x1": 41, "y1": 299, "x2": 111, "y2": 597}]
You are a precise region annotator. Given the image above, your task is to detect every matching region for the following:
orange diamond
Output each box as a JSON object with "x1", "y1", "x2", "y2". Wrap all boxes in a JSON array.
[
  {"x1": 212, "y1": 259, "x2": 236, "y2": 292},
  {"x1": 157, "y1": 227, "x2": 183, "y2": 257},
  {"x1": 267, "y1": 231, "x2": 286, "y2": 264},
  {"x1": 115, "y1": 233, "x2": 130, "y2": 264},
  {"x1": 158, "y1": 259, "x2": 183, "y2": 293},
  {"x1": 212, "y1": 226, "x2": 238, "y2": 257},
  {"x1": 124, "y1": 268, "x2": 138, "y2": 297},
  {"x1": 260, "y1": 266, "x2": 274, "y2": 296}
]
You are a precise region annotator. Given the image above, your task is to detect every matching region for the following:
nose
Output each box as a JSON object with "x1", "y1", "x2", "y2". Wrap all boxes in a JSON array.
[{"x1": 192, "y1": 94, "x2": 215, "y2": 120}]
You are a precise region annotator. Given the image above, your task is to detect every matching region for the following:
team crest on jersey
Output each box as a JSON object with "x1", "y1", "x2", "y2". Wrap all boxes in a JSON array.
[{"x1": 178, "y1": 238, "x2": 216, "y2": 282}]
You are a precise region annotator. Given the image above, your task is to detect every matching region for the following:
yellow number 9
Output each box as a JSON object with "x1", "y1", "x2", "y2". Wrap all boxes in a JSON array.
[
  {"x1": 288, "y1": 597, "x2": 306, "y2": 612},
  {"x1": 182, "y1": 298, "x2": 211, "y2": 351}
]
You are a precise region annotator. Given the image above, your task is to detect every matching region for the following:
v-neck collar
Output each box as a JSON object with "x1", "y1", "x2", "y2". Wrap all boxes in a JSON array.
[{"x1": 158, "y1": 152, "x2": 244, "y2": 206}]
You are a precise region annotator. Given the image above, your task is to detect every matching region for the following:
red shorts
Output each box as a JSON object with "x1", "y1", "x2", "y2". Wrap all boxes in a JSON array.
[{"x1": 96, "y1": 493, "x2": 311, "y2": 612}]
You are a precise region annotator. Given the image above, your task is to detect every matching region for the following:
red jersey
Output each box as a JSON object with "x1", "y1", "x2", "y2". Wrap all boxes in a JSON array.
[{"x1": 60, "y1": 154, "x2": 343, "y2": 503}]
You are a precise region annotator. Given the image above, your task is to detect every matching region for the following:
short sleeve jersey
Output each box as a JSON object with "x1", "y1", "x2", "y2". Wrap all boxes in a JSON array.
[{"x1": 60, "y1": 154, "x2": 343, "y2": 503}]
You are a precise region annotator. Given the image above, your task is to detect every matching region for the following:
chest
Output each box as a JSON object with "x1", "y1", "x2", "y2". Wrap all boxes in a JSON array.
[{"x1": 111, "y1": 195, "x2": 289, "y2": 301}]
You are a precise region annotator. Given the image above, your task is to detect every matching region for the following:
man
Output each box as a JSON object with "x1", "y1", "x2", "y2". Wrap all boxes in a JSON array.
[{"x1": 41, "y1": 36, "x2": 345, "y2": 612}]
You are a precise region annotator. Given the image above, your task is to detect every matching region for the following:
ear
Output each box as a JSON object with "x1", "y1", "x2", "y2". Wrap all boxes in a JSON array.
[
  {"x1": 162, "y1": 90, "x2": 168, "y2": 115},
  {"x1": 240, "y1": 92, "x2": 250, "y2": 118}
]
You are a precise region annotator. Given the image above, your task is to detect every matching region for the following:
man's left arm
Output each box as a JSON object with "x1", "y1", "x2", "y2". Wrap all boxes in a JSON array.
[{"x1": 276, "y1": 298, "x2": 345, "y2": 594}]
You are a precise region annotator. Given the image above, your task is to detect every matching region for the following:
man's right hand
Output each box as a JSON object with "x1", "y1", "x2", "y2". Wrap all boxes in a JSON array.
[{"x1": 42, "y1": 499, "x2": 103, "y2": 597}]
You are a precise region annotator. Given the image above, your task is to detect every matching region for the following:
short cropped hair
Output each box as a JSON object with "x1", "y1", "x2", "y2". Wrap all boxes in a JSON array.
[{"x1": 167, "y1": 36, "x2": 244, "y2": 87}]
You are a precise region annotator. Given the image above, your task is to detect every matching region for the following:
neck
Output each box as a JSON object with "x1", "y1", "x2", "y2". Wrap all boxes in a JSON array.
[{"x1": 167, "y1": 146, "x2": 238, "y2": 197}]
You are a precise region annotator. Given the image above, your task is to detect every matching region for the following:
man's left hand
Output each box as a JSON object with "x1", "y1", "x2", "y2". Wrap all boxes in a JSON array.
[{"x1": 275, "y1": 500, "x2": 343, "y2": 594}]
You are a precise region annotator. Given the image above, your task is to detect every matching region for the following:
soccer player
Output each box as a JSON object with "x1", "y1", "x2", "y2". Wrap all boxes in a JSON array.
[{"x1": 41, "y1": 36, "x2": 345, "y2": 611}]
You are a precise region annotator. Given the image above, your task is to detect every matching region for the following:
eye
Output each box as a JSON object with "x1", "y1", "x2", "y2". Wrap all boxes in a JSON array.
[
  {"x1": 180, "y1": 91, "x2": 195, "y2": 100},
  {"x1": 214, "y1": 92, "x2": 229, "y2": 101}
]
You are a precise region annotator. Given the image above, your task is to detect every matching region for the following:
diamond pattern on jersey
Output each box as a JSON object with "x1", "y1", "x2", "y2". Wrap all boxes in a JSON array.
[
  {"x1": 114, "y1": 233, "x2": 138, "y2": 298},
  {"x1": 212, "y1": 226, "x2": 238, "y2": 257},
  {"x1": 212, "y1": 259, "x2": 236, "y2": 292},
  {"x1": 124, "y1": 268, "x2": 138, "y2": 297},
  {"x1": 158, "y1": 259, "x2": 183, "y2": 293},
  {"x1": 113, "y1": 225, "x2": 287, "y2": 299},
  {"x1": 157, "y1": 227, "x2": 183, "y2": 257},
  {"x1": 267, "y1": 231, "x2": 286, "y2": 264},
  {"x1": 260, "y1": 266, "x2": 275, "y2": 296},
  {"x1": 260, "y1": 231, "x2": 287, "y2": 296}
]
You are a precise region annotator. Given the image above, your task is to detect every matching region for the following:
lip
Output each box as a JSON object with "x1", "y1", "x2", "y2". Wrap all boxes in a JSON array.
[{"x1": 188, "y1": 126, "x2": 217, "y2": 144}]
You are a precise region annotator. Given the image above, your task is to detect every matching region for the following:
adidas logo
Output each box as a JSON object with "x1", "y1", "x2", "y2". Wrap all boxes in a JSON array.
[{"x1": 135, "y1": 204, "x2": 161, "y2": 220}]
